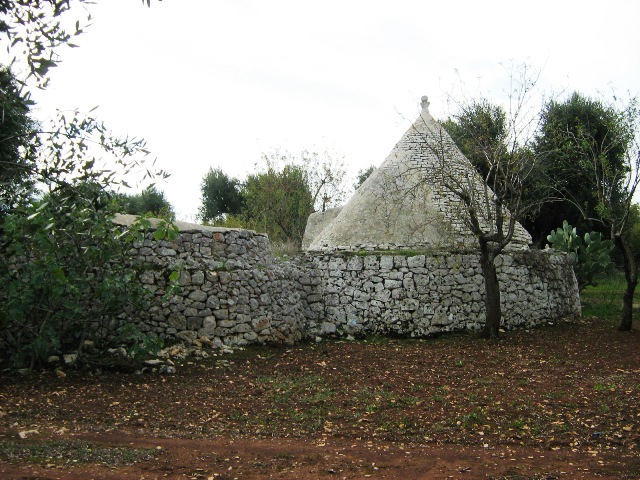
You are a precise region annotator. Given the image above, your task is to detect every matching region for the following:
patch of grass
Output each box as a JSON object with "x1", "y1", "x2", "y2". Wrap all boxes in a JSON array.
[
  {"x1": 0, "y1": 440, "x2": 160, "y2": 467},
  {"x1": 258, "y1": 374, "x2": 330, "y2": 404},
  {"x1": 400, "y1": 395, "x2": 420, "y2": 406},
  {"x1": 581, "y1": 272, "x2": 640, "y2": 322},
  {"x1": 271, "y1": 240, "x2": 300, "y2": 259},
  {"x1": 594, "y1": 383, "x2": 615, "y2": 392},
  {"x1": 455, "y1": 406, "x2": 486, "y2": 430},
  {"x1": 512, "y1": 419, "x2": 525, "y2": 430}
]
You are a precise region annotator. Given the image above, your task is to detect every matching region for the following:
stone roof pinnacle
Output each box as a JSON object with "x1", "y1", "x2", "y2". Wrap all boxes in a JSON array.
[{"x1": 420, "y1": 95, "x2": 434, "y2": 123}]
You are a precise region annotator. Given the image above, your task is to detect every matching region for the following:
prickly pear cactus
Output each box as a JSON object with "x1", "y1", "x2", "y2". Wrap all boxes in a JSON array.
[{"x1": 547, "y1": 221, "x2": 614, "y2": 291}]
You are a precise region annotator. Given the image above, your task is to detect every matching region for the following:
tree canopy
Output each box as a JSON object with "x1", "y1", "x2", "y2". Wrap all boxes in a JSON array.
[
  {"x1": 531, "y1": 92, "x2": 630, "y2": 241},
  {"x1": 0, "y1": 66, "x2": 38, "y2": 210},
  {"x1": 198, "y1": 168, "x2": 245, "y2": 223},
  {"x1": 539, "y1": 93, "x2": 640, "y2": 330},
  {"x1": 244, "y1": 162, "x2": 313, "y2": 246},
  {"x1": 118, "y1": 185, "x2": 175, "y2": 220}
]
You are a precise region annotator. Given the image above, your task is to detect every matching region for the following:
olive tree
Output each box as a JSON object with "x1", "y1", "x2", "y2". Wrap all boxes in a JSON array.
[
  {"x1": 198, "y1": 167, "x2": 245, "y2": 223},
  {"x1": 118, "y1": 185, "x2": 175, "y2": 220},
  {"x1": 408, "y1": 65, "x2": 547, "y2": 338},
  {"x1": 0, "y1": 0, "x2": 175, "y2": 368},
  {"x1": 548, "y1": 94, "x2": 640, "y2": 330},
  {"x1": 244, "y1": 159, "x2": 313, "y2": 246}
]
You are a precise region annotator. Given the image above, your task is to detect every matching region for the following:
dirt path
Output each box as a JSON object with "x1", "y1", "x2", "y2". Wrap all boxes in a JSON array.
[
  {"x1": 0, "y1": 430, "x2": 633, "y2": 479},
  {"x1": 1, "y1": 317, "x2": 639, "y2": 479}
]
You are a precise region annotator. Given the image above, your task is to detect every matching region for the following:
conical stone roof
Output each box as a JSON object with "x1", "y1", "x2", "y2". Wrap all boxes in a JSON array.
[{"x1": 303, "y1": 96, "x2": 531, "y2": 251}]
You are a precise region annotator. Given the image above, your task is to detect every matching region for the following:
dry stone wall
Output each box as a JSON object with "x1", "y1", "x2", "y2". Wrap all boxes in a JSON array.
[
  {"x1": 299, "y1": 251, "x2": 580, "y2": 339},
  {"x1": 125, "y1": 223, "x2": 305, "y2": 347},
  {"x1": 124, "y1": 222, "x2": 580, "y2": 346}
]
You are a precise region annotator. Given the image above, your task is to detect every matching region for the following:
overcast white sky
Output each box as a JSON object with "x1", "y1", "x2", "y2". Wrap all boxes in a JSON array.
[{"x1": 30, "y1": 0, "x2": 640, "y2": 221}]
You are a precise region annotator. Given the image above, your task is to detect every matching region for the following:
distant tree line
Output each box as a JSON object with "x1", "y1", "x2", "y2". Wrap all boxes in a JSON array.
[{"x1": 198, "y1": 150, "x2": 349, "y2": 248}]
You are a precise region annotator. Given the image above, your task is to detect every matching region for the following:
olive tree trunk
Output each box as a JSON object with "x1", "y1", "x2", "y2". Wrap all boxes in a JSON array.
[
  {"x1": 479, "y1": 241, "x2": 502, "y2": 338},
  {"x1": 615, "y1": 235, "x2": 638, "y2": 331}
]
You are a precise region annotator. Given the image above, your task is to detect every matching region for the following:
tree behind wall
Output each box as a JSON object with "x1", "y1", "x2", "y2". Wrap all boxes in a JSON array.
[
  {"x1": 118, "y1": 185, "x2": 175, "y2": 220},
  {"x1": 354, "y1": 165, "x2": 376, "y2": 190},
  {"x1": 198, "y1": 167, "x2": 245, "y2": 223},
  {"x1": 544, "y1": 94, "x2": 640, "y2": 331},
  {"x1": 412, "y1": 65, "x2": 546, "y2": 338},
  {"x1": 244, "y1": 162, "x2": 313, "y2": 247},
  {"x1": 0, "y1": 1, "x2": 174, "y2": 368},
  {"x1": 531, "y1": 92, "x2": 630, "y2": 243}
]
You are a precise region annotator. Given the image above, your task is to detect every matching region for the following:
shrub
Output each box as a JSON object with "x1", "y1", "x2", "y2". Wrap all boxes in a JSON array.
[
  {"x1": 547, "y1": 220, "x2": 615, "y2": 292},
  {"x1": 0, "y1": 185, "x2": 177, "y2": 370}
]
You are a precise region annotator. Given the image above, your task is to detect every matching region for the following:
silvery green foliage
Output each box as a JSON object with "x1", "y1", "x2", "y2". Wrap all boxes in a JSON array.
[{"x1": 547, "y1": 220, "x2": 614, "y2": 292}]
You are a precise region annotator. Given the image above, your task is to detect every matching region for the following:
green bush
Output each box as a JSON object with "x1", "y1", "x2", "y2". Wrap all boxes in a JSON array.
[
  {"x1": 0, "y1": 185, "x2": 176, "y2": 370},
  {"x1": 547, "y1": 220, "x2": 615, "y2": 292}
]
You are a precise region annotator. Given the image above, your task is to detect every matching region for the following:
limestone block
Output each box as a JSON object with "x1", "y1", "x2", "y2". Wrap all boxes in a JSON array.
[
  {"x1": 346, "y1": 256, "x2": 364, "y2": 271},
  {"x1": 407, "y1": 255, "x2": 426, "y2": 268},
  {"x1": 353, "y1": 290, "x2": 370, "y2": 302},
  {"x1": 379, "y1": 256, "x2": 394, "y2": 270},
  {"x1": 167, "y1": 312, "x2": 186, "y2": 330},
  {"x1": 259, "y1": 294, "x2": 271, "y2": 306},
  {"x1": 321, "y1": 322, "x2": 337, "y2": 334},
  {"x1": 402, "y1": 278, "x2": 415, "y2": 290},
  {"x1": 213, "y1": 309, "x2": 229, "y2": 320},
  {"x1": 386, "y1": 271, "x2": 404, "y2": 280},
  {"x1": 177, "y1": 270, "x2": 191, "y2": 286},
  {"x1": 325, "y1": 294, "x2": 340, "y2": 306},
  {"x1": 206, "y1": 295, "x2": 220, "y2": 310},
  {"x1": 235, "y1": 323, "x2": 252, "y2": 333},
  {"x1": 186, "y1": 317, "x2": 203, "y2": 330},
  {"x1": 188, "y1": 289, "x2": 207, "y2": 303},
  {"x1": 191, "y1": 271, "x2": 205, "y2": 285},
  {"x1": 183, "y1": 307, "x2": 198, "y2": 317},
  {"x1": 364, "y1": 256, "x2": 379, "y2": 269},
  {"x1": 306, "y1": 293, "x2": 323, "y2": 303},
  {"x1": 244, "y1": 331, "x2": 259, "y2": 342},
  {"x1": 393, "y1": 256, "x2": 408, "y2": 268},
  {"x1": 139, "y1": 271, "x2": 155, "y2": 284},
  {"x1": 198, "y1": 316, "x2": 217, "y2": 336},
  {"x1": 374, "y1": 289, "x2": 391, "y2": 303},
  {"x1": 249, "y1": 297, "x2": 260, "y2": 310},
  {"x1": 384, "y1": 279, "x2": 403, "y2": 289},
  {"x1": 252, "y1": 318, "x2": 270, "y2": 331}
]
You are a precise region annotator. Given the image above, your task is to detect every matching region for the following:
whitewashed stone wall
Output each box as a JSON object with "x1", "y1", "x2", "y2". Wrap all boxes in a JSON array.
[{"x1": 126, "y1": 223, "x2": 580, "y2": 347}]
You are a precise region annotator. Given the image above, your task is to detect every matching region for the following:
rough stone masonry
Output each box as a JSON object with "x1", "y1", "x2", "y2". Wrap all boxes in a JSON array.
[{"x1": 116, "y1": 215, "x2": 580, "y2": 347}]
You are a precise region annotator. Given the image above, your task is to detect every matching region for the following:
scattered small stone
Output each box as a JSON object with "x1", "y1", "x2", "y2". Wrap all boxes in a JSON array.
[
  {"x1": 144, "y1": 359, "x2": 164, "y2": 366},
  {"x1": 108, "y1": 347, "x2": 128, "y2": 358},
  {"x1": 63, "y1": 353, "x2": 78, "y2": 365}
]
